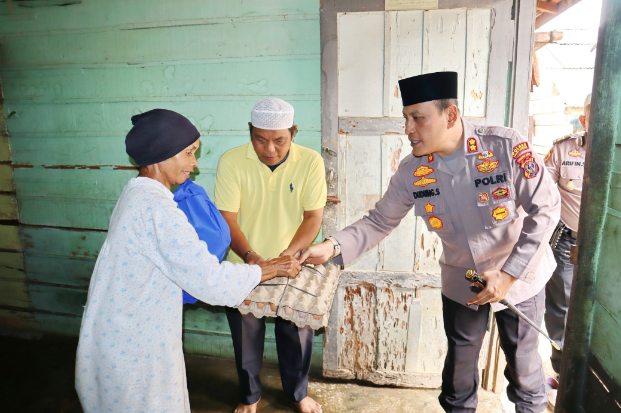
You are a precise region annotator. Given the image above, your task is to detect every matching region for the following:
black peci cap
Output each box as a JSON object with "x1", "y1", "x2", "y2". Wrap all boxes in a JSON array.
[{"x1": 398, "y1": 72, "x2": 458, "y2": 107}]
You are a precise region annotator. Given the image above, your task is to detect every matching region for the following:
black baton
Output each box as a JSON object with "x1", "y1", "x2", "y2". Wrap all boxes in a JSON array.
[{"x1": 465, "y1": 269, "x2": 560, "y2": 351}]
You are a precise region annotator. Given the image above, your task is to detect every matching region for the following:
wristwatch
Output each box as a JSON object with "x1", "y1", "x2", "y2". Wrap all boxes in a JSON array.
[{"x1": 325, "y1": 236, "x2": 341, "y2": 258}]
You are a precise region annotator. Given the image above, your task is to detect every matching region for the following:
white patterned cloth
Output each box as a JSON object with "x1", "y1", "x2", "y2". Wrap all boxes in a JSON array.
[
  {"x1": 75, "y1": 177, "x2": 261, "y2": 413},
  {"x1": 250, "y1": 98, "x2": 294, "y2": 130}
]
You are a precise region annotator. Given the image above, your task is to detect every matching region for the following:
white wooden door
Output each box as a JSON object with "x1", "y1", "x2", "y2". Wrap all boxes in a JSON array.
[{"x1": 320, "y1": 0, "x2": 536, "y2": 388}]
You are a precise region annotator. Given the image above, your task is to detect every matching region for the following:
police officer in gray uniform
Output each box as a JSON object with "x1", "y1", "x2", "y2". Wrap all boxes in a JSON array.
[
  {"x1": 543, "y1": 93, "x2": 590, "y2": 374},
  {"x1": 298, "y1": 72, "x2": 561, "y2": 413}
]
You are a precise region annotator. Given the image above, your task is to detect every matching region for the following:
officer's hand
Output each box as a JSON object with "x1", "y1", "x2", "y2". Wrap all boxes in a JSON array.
[
  {"x1": 295, "y1": 241, "x2": 333, "y2": 265},
  {"x1": 466, "y1": 270, "x2": 517, "y2": 306}
]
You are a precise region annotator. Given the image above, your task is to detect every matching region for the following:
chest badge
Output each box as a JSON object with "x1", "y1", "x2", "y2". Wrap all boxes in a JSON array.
[
  {"x1": 492, "y1": 187, "x2": 510, "y2": 200},
  {"x1": 428, "y1": 154, "x2": 434, "y2": 163},
  {"x1": 544, "y1": 149, "x2": 552, "y2": 163},
  {"x1": 429, "y1": 216, "x2": 443, "y2": 229},
  {"x1": 467, "y1": 137, "x2": 479, "y2": 153},
  {"x1": 424, "y1": 202, "x2": 435, "y2": 214},
  {"x1": 476, "y1": 160, "x2": 499, "y2": 173},
  {"x1": 478, "y1": 192, "x2": 489, "y2": 203},
  {"x1": 569, "y1": 150, "x2": 582, "y2": 157},
  {"x1": 492, "y1": 206, "x2": 509, "y2": 221},
  {"x1": 567, "y1": 180, "x2": 576, "y2": 191},
  {"x1": 414, "y1": 176, "x2": 437, "y2": 187},
  {"x1": 478, "y1": 150, "x2": 494, "y2": 160},
  {"x1": 414, "y1": 165, "x2": 434, "y2": 177}
]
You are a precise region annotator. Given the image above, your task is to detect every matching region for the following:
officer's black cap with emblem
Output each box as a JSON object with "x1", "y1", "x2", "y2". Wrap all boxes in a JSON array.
[{"x1": 398, "y1": 71, "x2": 458, "y2": 107}]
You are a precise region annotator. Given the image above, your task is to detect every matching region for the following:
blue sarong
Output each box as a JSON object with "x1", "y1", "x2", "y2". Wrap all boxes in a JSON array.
[{"x1": 174, "y1": 179, "x2": 231, "y2": 304}]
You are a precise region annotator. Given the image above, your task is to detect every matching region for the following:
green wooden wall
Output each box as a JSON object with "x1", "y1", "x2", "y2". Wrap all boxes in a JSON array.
[{"x1": 0, "y1": 0, "x2": 322, "y2": 366}]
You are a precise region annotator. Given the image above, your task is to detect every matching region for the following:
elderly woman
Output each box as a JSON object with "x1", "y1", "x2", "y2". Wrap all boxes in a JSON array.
[{"x1": 75, "y1": 109, "x2": 300, "y2": 413}]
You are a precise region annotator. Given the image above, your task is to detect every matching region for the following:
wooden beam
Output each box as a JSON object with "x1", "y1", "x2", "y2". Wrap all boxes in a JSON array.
[
  {"x1": 537, "y1": 1, "x2": 558, "y2": 14},
  {"x1": 536, "y1": 0, "x2": 583, "y2": 30}
]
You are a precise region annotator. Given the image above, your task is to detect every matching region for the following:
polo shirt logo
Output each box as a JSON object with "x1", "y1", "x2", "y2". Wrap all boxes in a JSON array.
[{"x1": 290, "y1": 183, "x2": 294, "y2": 193}]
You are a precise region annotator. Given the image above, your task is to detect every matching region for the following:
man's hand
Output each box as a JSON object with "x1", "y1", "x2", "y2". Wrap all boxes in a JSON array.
[
  {"x1": 466, "y1": 270, "x2": 518, "y2": 306},
  {"x1": 245, "y1": 252, "x2": 265, "y2": 265},
  {"x1": 295, "y1": 241, "x2": 334, "y2": 265}
]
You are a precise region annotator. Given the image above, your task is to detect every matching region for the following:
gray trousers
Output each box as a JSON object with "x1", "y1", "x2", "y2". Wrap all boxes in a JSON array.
[
  {"x1": 545, "y1": 228, "x2": 576, "y2": 373},
  {"x1": 226, "y1": 308, "x2": 314, "y2": 405},
  {"x1": 439, "y1": 290, "x2": 547, "y2": 413}
]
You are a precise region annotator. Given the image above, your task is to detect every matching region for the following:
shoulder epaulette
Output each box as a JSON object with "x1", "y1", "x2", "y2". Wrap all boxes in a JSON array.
[
  {"x1": 553, "y1": 134, "x2": 575, "y2": 145},
  {"x1": 475, "y1": 125, "x2": 515, "y2": 140}
]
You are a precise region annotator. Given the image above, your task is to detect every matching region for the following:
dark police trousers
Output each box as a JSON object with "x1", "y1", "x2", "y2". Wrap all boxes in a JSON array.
[
  {"x1": 226, "y1": 308, "x2": 314, "y2": 405},
  {"x1": 545, "y1": 227, "x2": 576, "y2": 373},
  {"x1": 439, "y1": 290, "x2": 547, "y2": 413}
]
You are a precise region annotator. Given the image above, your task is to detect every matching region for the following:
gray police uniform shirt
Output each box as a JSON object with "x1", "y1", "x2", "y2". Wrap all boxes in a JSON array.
[
  {"x1": 333, "y1": 119, "x2": 561, "y2": 312},
  {"x1": 544, "y1": 132, "x2": 586, "y2": 232}
]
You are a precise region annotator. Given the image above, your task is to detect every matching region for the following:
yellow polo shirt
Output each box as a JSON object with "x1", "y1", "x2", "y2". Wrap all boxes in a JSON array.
[{"x1": 214, "y1": 142, "x2": 327, "y2": 264}]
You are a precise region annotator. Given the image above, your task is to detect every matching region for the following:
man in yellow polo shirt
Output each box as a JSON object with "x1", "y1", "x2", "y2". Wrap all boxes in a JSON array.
[{"x1": 214, "y1": 98, "x2": 326, "y2": 413}]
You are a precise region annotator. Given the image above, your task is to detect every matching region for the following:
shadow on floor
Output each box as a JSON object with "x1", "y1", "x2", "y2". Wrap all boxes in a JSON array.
[{"x1": 0, "y1": 334, "x2": 503, "y2": 413}]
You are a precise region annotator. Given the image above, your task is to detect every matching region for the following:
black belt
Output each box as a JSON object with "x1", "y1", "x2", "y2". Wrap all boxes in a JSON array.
[{"x1": 550, "y1": 221, "x2": 578, "y2": 248}]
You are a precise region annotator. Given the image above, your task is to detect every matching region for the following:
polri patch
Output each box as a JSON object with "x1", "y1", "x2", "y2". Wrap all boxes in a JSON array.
[
  {"x1": 476, "y1": 160, "x2": 499, "y2": 174},
  {"x1": 492, "y1": 187, "x2": 509, "y2": 200},
  {"x1": 413, "y1": 176, "x2": 437, "y2": 187},
  {"x1": 522, "y1": 159, "x2": 539, "y2": 179},
  {"x1": 569, "y1": 149, "x2": 582, "y2": 157},
  {"x1": 478, "y1": 150, "x2": 494, "y2": 160},
  {"x1": 516, "y1": 151, "x2": 532, "y2": 166},
  {"x1": 467, "y1": 137, "x2": 479, "y2": 153},
  {"x1": 479, "y1": 192, "x2": 489, "y2": 203},
  {"x1": 512, "y1": 142, "x2": 530, "y2": 158},
  {"x1": 429, "y1": 216, "x2": 444, "y2": 229},
  {"x1": 424, "y1": 202, "x2": 435, "y2": 214},
  {"x1": 414, "y1": 165, "x2": 434, "y2": 177},
  {"x1": 474, "y1": 173, "x2": 508, "y2": 188},
  {"x1": 492, "y1": 206, "x2": 509, "y2": 221}
]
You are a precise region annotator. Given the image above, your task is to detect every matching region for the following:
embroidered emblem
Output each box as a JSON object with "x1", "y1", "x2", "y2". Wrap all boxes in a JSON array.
[
  {"x1": 413, "y1": 176, "x2": 437, "y2": 187},
  {"x1": 414, "y1": 165, "x2": 435, "y2": 177},
  {"x1": 474, "y1": 173, "x2": 508, "y2": 188},
  {"x1": 467, "y1": 137, "x2": 478, "y2": 153},
  {"x1": 567, "y1": 180, "x2": 576, "y2": 191},
  {"x1": 478, "y1": 192, "x2": 489, "y2": 203},
  {"x1": 492, "y1": 206, "x2": 509, "y2": 221},
  {"x1": 516, "y1": 151, "x2": 532, "y2": 166},
  {"x1": 522, "y1": 159, "x2": 539, "y2": 179},
  {"x1": 424, "y1": 202, "x2": 435, "y2": 214},
  {"x1": 290, "y1": 183, "x2": 294, "y2": 193},
  {"x1": 544, "y1": 149, "x2": 552, "y2": 163},
  {"x1": 478, "y1": 150, "x2": 494, "y2": 160},
  {"x1": 569, "y1": 149, "x2": 582, "y2": 157},
  {"x1": 476, "y1": 160, "x2": 499, "y2": 174},
  {"x1": 429, "y1": 216, "x2": 444, "y2": 229},
  {"x1": 428, "y1": 154, "x2": 434, "y2": 163},
  {"x1": 512, "y1": 142, "x2": 530, "y2": 158},
  {"x1": 492, "y1": 187, "x2": 509, "y2": 200}
]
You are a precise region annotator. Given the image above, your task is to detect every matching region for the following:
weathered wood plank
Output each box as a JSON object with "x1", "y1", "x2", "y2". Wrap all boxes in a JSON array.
[
  {"x1": 0, "y1": 164, "x2": 15, "y2": 192},
  {"x1": 1, "y1": 60, "x2": 320, "y2": 102},
  {"x1": 0, "y1": 279, "x2": 31, "y2": 308},
  {"x1": 0, "y1": 308, "x2": 36, "y2": 331},
  {"x1": 387, "y1": 10, "x2": 424, "y2": 117},
  {"x1": 0, "y1": 0, "x2": 318, "y2": 35},
  {"x1": 339, "y1": 270, "x2": 442, "y2": 289},
  {"x1": 339, "y1": 117, "x2": 405, "y2": 135},
  {"x1": 590, "y1": 300, "x2": 621, "y2": 381},
  {"x1": 0, "y1": 135, "x2": 10, "y2": 162},
  {"x1": 28, "y1": 284, "x2": 87, "y2": 316},
  {"x1": 414, "y1": 288, "x2": 446, "y2": 374},
  {"x1": 337, "y1": 12, "x2": 385, "y2": 117},
  {"x1": 0, "y1": 225, "x2": 21, "y2": 251},
  {"x1": 593, "y1": 213, "x2": 621, "y2": 322},
  {"x1": 0, "y1": 194, "x2": 19, "y2": 220},
  {"x1": 0, "y1": 20, "x2": 320, "y2": 69},
  {"x1": 422, "y1": 9, "x2": 467, "y2": 112},
  {"x1": 415, "y1": 218, "x2": 443, "y2": 273},
  {"x1": 5, "y1": 100, "x2": 320, "y2": 135},
  {"x1": 25, "y1": 256, "x2": 94, "y2": 287},
  {"x1": 463, "y1": 8, "x2": 491, "y2": 118},
  {"x1": 21, "y1": 227, "x2": 106, "y2": 258},
  {"x1": 0, "y1": 251, "x2": 25, "y2": 281},
  {"x1": 376, "y1": 287, "x2": 413, "y2": 372},
  {"x1": 33, "y1": 312, "x2": 82, "y2": 336}
]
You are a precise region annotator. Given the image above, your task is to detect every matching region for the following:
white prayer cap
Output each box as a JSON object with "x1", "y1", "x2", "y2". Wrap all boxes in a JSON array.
[
  {"x1": 250, "y1": 98, "x2": 295, "y2": 130},
  {"x1": 584, "y1": 93, "x2": 592, "y2": 113}
]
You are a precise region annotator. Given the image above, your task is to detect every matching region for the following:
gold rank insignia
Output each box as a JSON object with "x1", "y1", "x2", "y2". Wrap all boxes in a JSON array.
[
  {"x1": 512, "y1": 142, "x2": 529, "y2": 158},
  {"x1": 478, "y1": 150, "x2": 494, "y2": 160},
  {"x1": 467, "y1": 137, "x2": 478, "y2": 153},
  {"x1": 544, "y1": 149, "x2": 552, "y2": 163},
  {"x1": 476, "y1": 160, "x2": 499, "y2": 173},
  {"x1": 429, "y1": 216, "x2": 443, "y2": 229},
  {"x1": 492, "y1": 206, "x2": 509, "y2": 221},
  {"x1": 414, "y1": 165, "x2": 434, "y2": 177},
  {"x1": 424, "y1": 202, "x2": 435, "y2": 214},
  {"x1": 567, "y1": 180, "x2": 576, "y2": 191},
  {"x1": 413, "y1": 176, "x2": 437, "y2": 187},
  {"x1": 428, "y1": 154, "x2": 434, "y2": 163},
  {"x1": 569, "y1": 149, "x2": 582, "y2": 157},
  {"x1": 478, "y1": 192, "x2": 489, "y2": 203}
]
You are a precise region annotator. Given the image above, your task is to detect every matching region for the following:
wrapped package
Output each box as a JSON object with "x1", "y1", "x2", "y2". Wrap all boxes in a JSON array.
[{"x1": 237, "y1": 262, "x2": 341, "y2": 330}]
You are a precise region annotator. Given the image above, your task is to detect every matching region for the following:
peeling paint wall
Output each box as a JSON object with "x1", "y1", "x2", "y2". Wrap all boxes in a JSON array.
[{"x1": 0, "y1": 0, "x2": 322, "y2": 366}]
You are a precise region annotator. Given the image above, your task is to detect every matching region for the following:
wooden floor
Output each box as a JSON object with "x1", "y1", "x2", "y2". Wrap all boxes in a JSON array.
[{"x1": 0, "y1": 334, "x2": 506, "y2": 413}]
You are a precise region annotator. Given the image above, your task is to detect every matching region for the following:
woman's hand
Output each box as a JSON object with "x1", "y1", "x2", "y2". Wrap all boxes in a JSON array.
[{"x1": 258, "y1": 256, "x2": 301, "y2": 282}]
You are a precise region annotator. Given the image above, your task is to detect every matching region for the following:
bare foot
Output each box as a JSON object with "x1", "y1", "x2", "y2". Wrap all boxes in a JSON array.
[
  {"x1": 233, "y1": 399, "x2": 259, "y2": 413},
  {"x1": 294, "y1": 396, "x2": 322, "y2": 413}
]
